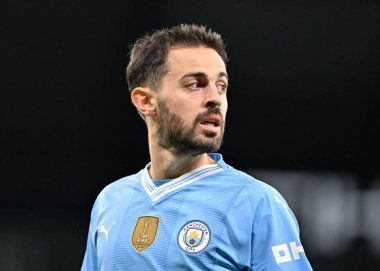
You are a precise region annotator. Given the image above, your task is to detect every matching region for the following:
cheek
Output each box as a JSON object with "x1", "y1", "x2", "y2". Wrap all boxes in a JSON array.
[
  {"x1": 169, "y1": 99, "x2": 198, "y2": 116},
  {"x1": 222, "y1": 99, "x2": 228, "y2": 115},
  {"x1": 168, "y1": 103, "x2": 196, "y2": 124}
]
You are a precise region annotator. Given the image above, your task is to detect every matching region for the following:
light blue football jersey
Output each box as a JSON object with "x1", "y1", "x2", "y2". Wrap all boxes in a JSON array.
[{"x1": 81, "y1": 153, "x2": 312, "y2": 270}]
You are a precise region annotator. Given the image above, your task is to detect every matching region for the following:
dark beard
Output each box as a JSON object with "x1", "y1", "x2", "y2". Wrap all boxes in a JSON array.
[{"x1": 154, "y1": 99, "x2": 225, "y2": 156}]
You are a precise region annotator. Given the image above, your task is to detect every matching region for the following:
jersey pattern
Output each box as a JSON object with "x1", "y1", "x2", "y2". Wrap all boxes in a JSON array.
[{"x1": 81, "y1": 153, "x2": 313, "y2": 270}]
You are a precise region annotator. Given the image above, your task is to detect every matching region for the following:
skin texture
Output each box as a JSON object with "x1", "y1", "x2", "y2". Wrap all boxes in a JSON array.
[{"x1": 131, "y1": 47, "x2": 228, "y2": 180}]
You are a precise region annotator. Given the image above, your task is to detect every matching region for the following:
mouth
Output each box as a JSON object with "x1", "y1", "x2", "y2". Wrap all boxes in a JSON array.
[
  {"x1": 201, "y1": 117, "x2": 220, "y2": 127},
  {"x1": 199, "y1": 115, "x2": 222, "y2": 132}
]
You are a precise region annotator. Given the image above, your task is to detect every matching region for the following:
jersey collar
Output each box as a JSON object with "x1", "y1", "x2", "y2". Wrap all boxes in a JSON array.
[{"x1": 141, "y1": 153, "x2": 224, "y2": 202}]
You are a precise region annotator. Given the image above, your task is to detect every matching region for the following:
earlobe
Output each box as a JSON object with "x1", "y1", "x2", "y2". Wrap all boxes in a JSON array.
[{"x1": 131, "y1": 87, "x2": 156, "y2": 117}]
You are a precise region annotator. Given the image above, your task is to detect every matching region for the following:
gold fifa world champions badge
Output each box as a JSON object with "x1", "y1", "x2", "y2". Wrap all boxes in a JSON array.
[{"x1": 131, "y1": 216, "x2": 160, "y2": 252}]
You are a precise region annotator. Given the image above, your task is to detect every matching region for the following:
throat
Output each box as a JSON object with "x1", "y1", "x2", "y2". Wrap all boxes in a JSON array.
[{"x1": 150, "y1": 153, "x2": 215, "y2": 180}]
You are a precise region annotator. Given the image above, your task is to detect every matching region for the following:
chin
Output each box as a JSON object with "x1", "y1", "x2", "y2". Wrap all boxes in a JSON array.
[
  {"x1": 193, "y1": 137, "x2": 223, "y2": 153},
  {"x1": 204, "y1": 131, "x2": 218, "y2": 137}
]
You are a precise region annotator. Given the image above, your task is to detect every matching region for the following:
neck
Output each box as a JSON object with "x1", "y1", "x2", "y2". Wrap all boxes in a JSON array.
[{"x1": 147, "y1": 133, "x2": 216, "y2": 180}]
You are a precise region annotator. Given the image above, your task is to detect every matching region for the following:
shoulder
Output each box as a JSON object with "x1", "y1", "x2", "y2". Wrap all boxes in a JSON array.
[
  {"x1": 219, "y1": 164, "x2": 282, "y2": 200},
  {"x1": 219, "y1": 165, "x2": 295, "y2": 223},
  {"x1": 221, "y1": 166, "x2": 301, "y2": 237},
  {"x1": 101, "y1": 172, "x2": 140, "y2": 194},
  {"x1": 90, "y1": 170, "x2": 142, "y2": 216}
]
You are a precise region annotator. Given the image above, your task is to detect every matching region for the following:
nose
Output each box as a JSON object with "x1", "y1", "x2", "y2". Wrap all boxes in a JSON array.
[{"x1": 204, "y1": 84, "x2": 222, "y2": 109}]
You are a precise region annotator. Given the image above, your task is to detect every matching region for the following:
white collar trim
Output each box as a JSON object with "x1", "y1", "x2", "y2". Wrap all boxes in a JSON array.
[{"x1": 141, "y1": 163, "x2": 223, "y2": 202}]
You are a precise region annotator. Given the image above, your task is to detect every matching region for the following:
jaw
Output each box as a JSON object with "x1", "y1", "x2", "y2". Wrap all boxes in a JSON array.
[{"x1": 193, "y1": 126, "x2": 224, "y2": 149}]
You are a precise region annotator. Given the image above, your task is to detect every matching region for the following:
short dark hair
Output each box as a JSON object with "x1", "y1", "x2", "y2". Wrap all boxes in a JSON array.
[{"x1": 126, "y1": 24, "x2": 228, "y2": 92}]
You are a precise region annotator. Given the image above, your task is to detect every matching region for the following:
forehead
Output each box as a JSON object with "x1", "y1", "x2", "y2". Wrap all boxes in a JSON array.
[{"x1": 166, "y1": 47, "x2": 227, "y2": 77}]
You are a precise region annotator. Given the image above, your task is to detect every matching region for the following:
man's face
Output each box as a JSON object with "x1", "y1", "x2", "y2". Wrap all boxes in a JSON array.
[{"x1": 153, "y1": 47, "x2": 228, "y2": 155}]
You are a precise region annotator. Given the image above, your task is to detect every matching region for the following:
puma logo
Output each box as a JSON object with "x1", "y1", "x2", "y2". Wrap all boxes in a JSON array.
[{"x1": 98, "y1": 221, "x2": 116, "y2": 243}]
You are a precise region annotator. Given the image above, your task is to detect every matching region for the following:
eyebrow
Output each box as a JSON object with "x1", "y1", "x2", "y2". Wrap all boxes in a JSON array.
[{"x1": 180, "y1": 71, "x2": 229, "y2": 80}]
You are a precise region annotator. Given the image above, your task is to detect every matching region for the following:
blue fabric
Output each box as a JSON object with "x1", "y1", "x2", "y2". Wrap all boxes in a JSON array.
[
  {"x1": 81, "y1": 153, "x2": 312, "y2": 270},
  {"x1": 152, "y1": 179, "x2": 172, "y2": 187}
]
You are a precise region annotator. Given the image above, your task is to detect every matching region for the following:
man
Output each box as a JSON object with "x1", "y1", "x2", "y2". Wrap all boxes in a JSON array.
[{"x1": 81, "y1": 24, "x2": 312, "y2": 270}]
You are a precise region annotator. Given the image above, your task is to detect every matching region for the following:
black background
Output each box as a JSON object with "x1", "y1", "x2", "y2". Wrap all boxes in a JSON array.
[{"x1": 2, "y1": 0, "x2": 379, "y2": 270}]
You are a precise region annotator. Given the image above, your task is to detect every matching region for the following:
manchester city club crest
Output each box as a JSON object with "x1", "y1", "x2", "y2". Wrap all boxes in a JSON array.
[{"x1": 178, "y1": 220, "x2": 211, "y2": 253}]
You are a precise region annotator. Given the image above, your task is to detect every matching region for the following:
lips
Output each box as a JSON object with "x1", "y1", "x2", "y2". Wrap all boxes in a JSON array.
[
  {"x1": 199, "y1": 115, "x2": 222, "y2": 131},
  {"x1": 201, "y1": 115, "x2": 221, "y2": 126}
]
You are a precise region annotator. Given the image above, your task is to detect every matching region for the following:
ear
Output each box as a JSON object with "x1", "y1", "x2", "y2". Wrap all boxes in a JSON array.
[{"x1": 130, "y1": 87, "x2": 156, "y2": 117}]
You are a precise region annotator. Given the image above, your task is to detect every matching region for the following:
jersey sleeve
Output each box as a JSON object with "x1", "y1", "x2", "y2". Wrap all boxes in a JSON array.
[
  {"x1": 250, "y1": 184, "x2": 313, "y2": 270},
  {"x1": 81, "y1": 198, "x2": 100, "y2": 271},
  {"x1": 81, "y1": 225, "x2": 97, "y2": 271}
]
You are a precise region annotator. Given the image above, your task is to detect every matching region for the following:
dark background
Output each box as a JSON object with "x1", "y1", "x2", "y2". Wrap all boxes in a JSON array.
[{"x1": 1, "y1": 0, "x2": 379, "y2": 270}]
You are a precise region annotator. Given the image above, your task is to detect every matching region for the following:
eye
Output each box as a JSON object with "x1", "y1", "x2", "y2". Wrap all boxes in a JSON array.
[
  {"x1": 186, "y1": 81, "x2": 205, "y2": 90},
  {"x1": 216, "y1": 82, "x2": 227, "y2": 93}
]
